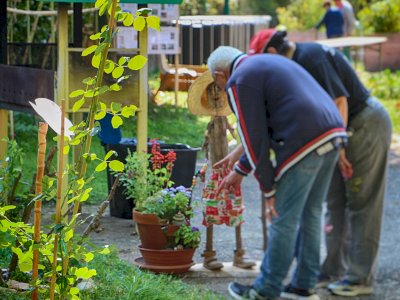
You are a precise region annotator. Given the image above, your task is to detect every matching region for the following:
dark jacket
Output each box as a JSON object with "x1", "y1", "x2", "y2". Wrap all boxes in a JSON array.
[{"x1": 227, "y1": 54, "x2": 346, "y2": 197}]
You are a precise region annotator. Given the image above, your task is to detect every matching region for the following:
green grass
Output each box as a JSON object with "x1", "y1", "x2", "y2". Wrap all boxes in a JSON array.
[{"x1": 0, "y1": 248, "x2": 224, "y2": 300}]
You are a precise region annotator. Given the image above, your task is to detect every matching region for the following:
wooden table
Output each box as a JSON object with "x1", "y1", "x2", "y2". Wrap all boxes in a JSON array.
[{"x1": 316, "y1": 36, "x2": 388, "y2": 68}]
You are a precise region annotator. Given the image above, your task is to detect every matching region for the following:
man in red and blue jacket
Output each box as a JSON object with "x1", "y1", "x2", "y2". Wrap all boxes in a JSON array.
[{"x1": 208, "y1": 46, "x2": 347, "y2": 300}]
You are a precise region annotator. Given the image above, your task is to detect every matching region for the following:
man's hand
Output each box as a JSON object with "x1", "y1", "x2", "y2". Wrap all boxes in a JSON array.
[
  {"x1": 215, "y1": 170, "x2": 244, "y2": 197},
  {"x1": 339, "y1": 148, "x2": 353, "y2": 179},
  {"x1": 265, "y1": 196, "x2": 279, "y2": 223},
  {"x1": 213, "y1": 144, "x2": 244, "y2": 176}
]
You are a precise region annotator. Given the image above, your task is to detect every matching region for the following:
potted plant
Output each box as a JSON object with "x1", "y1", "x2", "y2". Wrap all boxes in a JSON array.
[{"x1": 119, "y1": 140, "x2": 201, "y2": 273}]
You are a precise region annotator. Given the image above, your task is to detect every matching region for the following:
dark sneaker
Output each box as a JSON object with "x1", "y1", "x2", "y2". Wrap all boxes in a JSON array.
[
  {"x1": 281, "y1": 284, "x2": 320, "y2": 300},
  {"x1": 328, "y1": 280, "x2": 373, "y2": 296},
  {"x1": 228, "y1": 282, "x2": 271, "y2": 300}
]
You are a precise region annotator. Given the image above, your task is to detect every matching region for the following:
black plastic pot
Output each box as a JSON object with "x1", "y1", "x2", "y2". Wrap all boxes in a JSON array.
[{"x1": 103, "y1": 138, "x2": 200, "y2": 219}]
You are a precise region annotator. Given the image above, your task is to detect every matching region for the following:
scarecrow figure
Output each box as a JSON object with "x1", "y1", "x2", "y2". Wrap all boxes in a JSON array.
[{"x1": 188, "y1": 71, "x2": 256, "y2": 270}]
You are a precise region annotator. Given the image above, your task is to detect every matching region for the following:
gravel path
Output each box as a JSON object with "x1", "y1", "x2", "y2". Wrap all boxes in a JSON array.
[{"x1": 82, "y1": 136, "x2": 400, "y2": 300}]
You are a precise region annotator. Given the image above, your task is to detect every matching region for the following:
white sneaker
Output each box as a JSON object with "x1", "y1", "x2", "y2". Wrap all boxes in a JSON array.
[{"x1": 328, "y1": 280, "x2": 373, "y2": 297}]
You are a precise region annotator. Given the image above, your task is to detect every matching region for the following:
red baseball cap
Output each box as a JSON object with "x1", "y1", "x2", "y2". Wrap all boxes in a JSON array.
[{"x1": 249, "y1": 28, "x2": 277, "y2": 55}]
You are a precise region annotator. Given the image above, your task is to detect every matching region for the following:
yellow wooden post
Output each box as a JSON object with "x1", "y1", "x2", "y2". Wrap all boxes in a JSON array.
[
  {"x1": 0, "y1": 109, "x2": 8, "y2": 161},
  {"x1": 57, "y1": 3, "x2": 69, "y2": 220},
  {"x1": 136, "y1": 23, "x2": 148, "y2": 153}
]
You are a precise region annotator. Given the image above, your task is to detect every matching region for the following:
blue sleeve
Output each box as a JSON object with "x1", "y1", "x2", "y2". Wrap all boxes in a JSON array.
[{"x1": 226, "y1": 83, "x2": 276, "y2": 197}]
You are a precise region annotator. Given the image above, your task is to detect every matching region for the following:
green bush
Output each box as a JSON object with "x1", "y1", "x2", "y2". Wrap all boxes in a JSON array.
[
  {"x1": 365, "y1": 69, "x2": 400, "y2": 100},
  {"x1": 276, "y1": 0, "x2": 324, "y2": 30},
  {"x1": 358, "y1": 0, "x2": 400, "y2": 33}
]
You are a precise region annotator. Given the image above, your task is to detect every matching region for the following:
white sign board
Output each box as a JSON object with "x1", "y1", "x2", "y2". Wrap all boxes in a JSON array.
[
  {"x1": 120, "y1": 4, "x2": 179, "y2": 22},
  {"x1": 116, "y1": 26, "x2": 180, "y2": 55}
]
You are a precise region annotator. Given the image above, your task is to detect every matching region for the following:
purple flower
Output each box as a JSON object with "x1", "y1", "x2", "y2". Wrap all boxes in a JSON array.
[{"x1": 191, "y1": 226, "x2": 199, "y2": 232}]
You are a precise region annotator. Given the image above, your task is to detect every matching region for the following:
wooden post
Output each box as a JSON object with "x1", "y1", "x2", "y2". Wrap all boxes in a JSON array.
[
  {"x1": 203, "y1": 117, "x2": 228, "y2": 268},
  {"x1": 32, "y1": 123, "x2": 48, "y2": 300},
  {"x1": 136, "y1": 8, "x2": 149, "y2": 154}
]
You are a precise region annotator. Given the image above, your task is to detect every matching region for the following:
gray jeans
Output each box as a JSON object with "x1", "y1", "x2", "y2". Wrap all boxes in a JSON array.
[{"x1": 320, "y1": 97, "x2": 392, "y2": 285}]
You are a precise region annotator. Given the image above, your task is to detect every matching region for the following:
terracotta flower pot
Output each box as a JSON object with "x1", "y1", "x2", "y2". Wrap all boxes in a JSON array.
[
  {"x1": 132, "y1": 210, "x2": 167, "y2": 250},
  {"x1": 135, "y1": 245, "x2": 196, "y2": 274}
]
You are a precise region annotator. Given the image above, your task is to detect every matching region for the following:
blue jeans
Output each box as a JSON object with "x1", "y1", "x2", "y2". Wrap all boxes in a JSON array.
[
  {"x1": 254, "y1": 148, "x2": 339, "y2": 297},
  {"x1": 321, "y1": 97, "x2": 392, "y2": 285}
]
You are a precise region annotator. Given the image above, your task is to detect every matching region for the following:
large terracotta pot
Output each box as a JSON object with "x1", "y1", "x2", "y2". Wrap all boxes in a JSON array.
[
  {"x1": 135, "y1": 245, "x2": 196, "y2": 274},
  {"x1": 132, "y1": 210, "x2": 167, "y2": 250}
]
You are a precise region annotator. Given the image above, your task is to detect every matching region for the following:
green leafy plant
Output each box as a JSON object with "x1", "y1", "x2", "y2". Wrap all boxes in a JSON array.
[
  {"x1": 174, "y1": 224, "x2": 201, "y2": 249},
  {"x1": 0, "y1": 0, "x2": 161, "y2": 299},
  {"x1": 276, "y1": 0, "x2": 324, "y2": 31},
  {"x1": 358, "y1": 0, "x2": 400, "y2": 34},
  {"x1": 0, "y1": 139, "x2": 24, "y2": 207},
  {"x1": 120, "y1": 141, "x2": 193, "y2": 222}
]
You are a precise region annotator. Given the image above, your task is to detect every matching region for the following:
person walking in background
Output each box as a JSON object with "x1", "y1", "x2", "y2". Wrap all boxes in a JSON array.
[
  {"x1": 249, "y1": 28, "x2": 392, "y2": 297},
  {"x1": 316, "y1": 0, "x2": 344, "y2": 39},
  {"x1": 334, "y1": 0, "x2": 357, "y2": 59},
  {"x1": 208, "y1": 46, "x2": 347, "y2": 300},
  {"x1": 334, "y1": 0, "x2": 356, "y2": 36}
]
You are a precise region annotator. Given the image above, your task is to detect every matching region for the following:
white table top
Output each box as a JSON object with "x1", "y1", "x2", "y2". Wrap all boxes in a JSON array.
[{"x1": 316, "y1": 36, "x2": 388, "y2": 48}]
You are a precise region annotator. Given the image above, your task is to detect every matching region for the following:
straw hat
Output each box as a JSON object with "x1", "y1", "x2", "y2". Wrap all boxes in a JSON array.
[{"x1": 187, "y1": 70, "x2": 232, "y2": 116}]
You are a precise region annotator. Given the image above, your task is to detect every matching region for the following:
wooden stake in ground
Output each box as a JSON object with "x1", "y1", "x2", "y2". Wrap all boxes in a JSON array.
[{"x1": 32, "y1": 122, "x2": 48, "y2": 300}]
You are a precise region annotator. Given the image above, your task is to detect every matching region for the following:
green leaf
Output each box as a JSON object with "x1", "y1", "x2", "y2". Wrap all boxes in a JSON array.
[
  {"x1": 89, "y1": 32, "x2": 101, "y2": 40},
  {"x1": 146, "y1": 16, "x2": 161, "y2": 31},
  {"x1": 128, "y1": 55, "x2": 147, "y2": 71},
  {"x1": 85, "y1": 252, "x2": 94, "y2": 262},
  {"x1": 72, "y1": 98, "x2": 85, "y2": 112},
  {"x1": 111, "y1": 115, "x2": 123, "y2": 128},
  {"x1": 109, "y1": 160, "x2": 124, "y2": 172},
  {"x1": 64, "y1": 229, "x2": 73, "y2": 242},
  {"x1": 121, "y1": 105, "x2": 137, "y2": 118},
  {"x1": 110, "y1": 83, "x2": 121, "y2": 91},
  {"x1": 118, "y1": 56, "x2": 127, "y2": 66},
  {"x1": 104, "y1": 150, "x2": 116, "y2": 160},
  {"x1": 95, "y1": 110, "x2": 107, "y2": 121},
  {"x1": 134, "y1": 16, "x2": 146, "y2": 31},
  {"x1": 63, "y1": 145, "x2": 70, "y2": 155},
  {"x1": 111, "y1": 102, "x2": 122, "y2": 113},
  {"x1": 99, "y1": 2, "x2": 108, "y2": 16},
  {"x1": 123, "y1": 13, "x2": 134, "y2": 26},
  {"x1": 80, "y1": 188, "x2": 93, "y2": 202},
  {"x1": 112, "y1": 66, "x2": 124, "y2": 79},
  {"x1": 99, "y1": 101, "x2": 107, "y2": 110},
  {"x1": 95, "y1": 0, "x2": 107, "y2": 9},
  {"x1": 95, "y1": 161, "x2": 107, "y2": 172},
  {"x1": 104, "y1": 59, "x2": 115, "y2": 74},
  {"x1": 91, "y1": 53, "x2": 101, "y2": 68},
  {"x1": 69, "y1": 89, "x2": 85, "y2": 98},
  {"x1": 99, "y1": 245, "x2": 110, "y2": 255},
  {"x1": 70, "y1": 287, "x2": 79, "y2": 295},
  {"x1": 82, "y1": 45, "x2": 97, "y2": 57},
  {"x1": 82, "y1": 77, "x2": 96, "y2": 85},
  {"x1": 98, "y1": 85, "x2": 109, "y2": 95},
  {"x1": 75, "y1": 267, "x2": 97, "y2": 279},
  {"x1": 84, "y1": 89, "x2": 95, "y2": 98}
]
